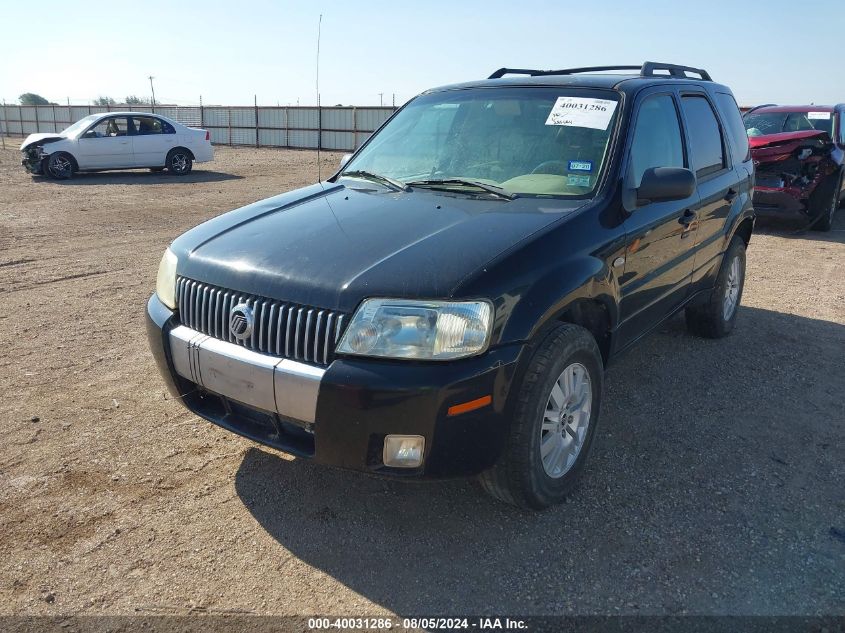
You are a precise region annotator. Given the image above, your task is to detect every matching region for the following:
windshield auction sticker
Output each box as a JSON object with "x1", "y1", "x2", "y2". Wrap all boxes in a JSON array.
[
  {"x1": 545, "y1": 97, "x2": 618, "y2": 129},
  {"x1": 807, "y1": 111, "x2": 831, "y2": 120}
]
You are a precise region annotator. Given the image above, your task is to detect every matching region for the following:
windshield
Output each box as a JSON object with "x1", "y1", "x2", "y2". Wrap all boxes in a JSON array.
[
  {"x1": 342, "y1": 87, "x2": 621, "y2": 198},
  {"x1": 60, "y1": 115, "x2": 100, "y2": 138},
  {"x1": 744, "y1": 110, "x2": 833, "y2": 137}
]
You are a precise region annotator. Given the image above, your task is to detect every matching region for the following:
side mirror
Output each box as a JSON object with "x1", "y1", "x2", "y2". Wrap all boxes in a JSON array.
[
  {"x1": 339, "y1": 153, "x2": 353, "y2": 169},
  {"x1": 636, "y1": 167, "x2": 696, "y2": 205}
]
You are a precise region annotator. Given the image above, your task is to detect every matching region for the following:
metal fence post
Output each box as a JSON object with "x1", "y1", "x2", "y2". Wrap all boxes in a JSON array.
[
  {"x1": 34, "y1": 105, "x2": 39, "y2": 133},
  {"x1": 284, "y1": 107, "x2": 289, "y2": 148},
  {"x1": 352, "y1": 106, "x2": 357, "y2": 150},
  {"x1": 228, "y1": 107, "x2": 232, "y2": 146},
  {"x1": 254, "y1": 95, "x2": 259, "y2": 148}
]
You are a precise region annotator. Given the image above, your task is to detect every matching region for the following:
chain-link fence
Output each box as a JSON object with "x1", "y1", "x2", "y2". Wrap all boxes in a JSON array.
[{"x1": 0, "y1": 103, "x2": 397, "y2": 151}]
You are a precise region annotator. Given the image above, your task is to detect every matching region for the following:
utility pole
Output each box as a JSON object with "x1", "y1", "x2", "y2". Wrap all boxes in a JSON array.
[
  {"x1": 392, "y1": 93, "x2": 395, "y2": 108},
  {"x1": 378, "y1": 92, "x2": 384, "y2": 106},
  {"x1": 148, "y1": 75, "x2": 156, "y2": 110}
]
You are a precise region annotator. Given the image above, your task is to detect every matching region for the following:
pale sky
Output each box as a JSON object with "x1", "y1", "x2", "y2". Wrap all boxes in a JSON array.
[{"x1": 2, "y1": 0, "x2": 842, "y2": 108}]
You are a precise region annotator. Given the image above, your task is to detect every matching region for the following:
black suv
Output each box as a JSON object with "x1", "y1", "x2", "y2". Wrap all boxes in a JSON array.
[{"x1": 147, "y1": 62, "x2": 754, "y2": 509}]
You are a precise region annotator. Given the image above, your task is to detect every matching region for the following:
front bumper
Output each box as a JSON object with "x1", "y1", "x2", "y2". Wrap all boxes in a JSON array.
[
  {"x1": 147, "y1": 294, "x2": 525, "y2": 478},
  {"x1": 21, "y1": 155, "x2": 44, "y2": 175},
  {"x1": 751, "y1": 187, "x2": 810, "y2": 218}
]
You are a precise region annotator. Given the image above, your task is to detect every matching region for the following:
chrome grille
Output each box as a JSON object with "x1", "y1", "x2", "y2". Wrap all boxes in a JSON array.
[{"x1": 176, "y1": 277, "x2": 347, "y2": 366}]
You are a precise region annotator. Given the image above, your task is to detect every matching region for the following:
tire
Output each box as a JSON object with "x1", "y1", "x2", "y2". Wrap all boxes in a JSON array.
[
  {"x1": 685, "y1": 236, "x2": 746, "y2": 338},
  {"x1": 479, "y1": 323, "x2": 603, "y2": 509},
  {"x1": 166, "y1": 149, "x2": 192, "y2": 175},
  {"x1": 810, "y1": 172, "x2": 841, "y2": 232},
  {"x1": 43, "y1": 152, "x2": 75, "y2": 180}
]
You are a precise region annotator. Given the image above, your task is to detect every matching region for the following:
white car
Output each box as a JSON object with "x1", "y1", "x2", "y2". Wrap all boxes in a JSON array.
[{"x1": 20, "y1": 112, "x2": 214, "y2": 179}]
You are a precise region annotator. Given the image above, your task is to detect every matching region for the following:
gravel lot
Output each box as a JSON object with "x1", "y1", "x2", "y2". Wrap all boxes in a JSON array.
[{"x1": 0, "y1": 142, "x2": 843, "y2": 617}]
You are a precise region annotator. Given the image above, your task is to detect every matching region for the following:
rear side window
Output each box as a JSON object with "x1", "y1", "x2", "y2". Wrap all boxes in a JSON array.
[
  {"x1": 681, "y1": 96, "x2": 726, "y2": 177},
  {"x1": 628, "y1": 94, "x2": 685, "y2": 188},
  {"x1": 714, "y1": 92, "x2": 750, "y2": 163},
  {"x1": 133, "y1": 116, "x2": 163, "y2": 135}
]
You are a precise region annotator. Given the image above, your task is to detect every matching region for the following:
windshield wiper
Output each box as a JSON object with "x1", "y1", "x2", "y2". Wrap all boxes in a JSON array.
[
  {"x1": 406, "y1": 178, "x2": 516, "y2": 200},
  {"x1": 341, "y1": 170, "x2": 409, "y2": 192}
]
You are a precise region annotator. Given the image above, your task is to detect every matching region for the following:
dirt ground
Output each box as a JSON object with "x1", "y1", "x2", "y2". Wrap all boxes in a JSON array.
[{"x1": 0, "y1": 142, "x2": 843, "y2": 617}]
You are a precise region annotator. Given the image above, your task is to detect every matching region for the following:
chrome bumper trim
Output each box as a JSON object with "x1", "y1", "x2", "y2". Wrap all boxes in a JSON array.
[{"x1": 169, "y1": 325, "x2": 324, "y2": 423}]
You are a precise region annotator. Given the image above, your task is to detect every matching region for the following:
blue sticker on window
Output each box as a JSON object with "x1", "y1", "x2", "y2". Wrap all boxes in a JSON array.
[{"x1": 568, "y1": 160, "x2": 593, "y2": 172}]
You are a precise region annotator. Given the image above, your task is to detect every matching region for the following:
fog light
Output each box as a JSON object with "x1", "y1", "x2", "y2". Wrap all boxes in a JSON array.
[{"x1": 383, "y1": 435, "x2": 425, "y2": 468}]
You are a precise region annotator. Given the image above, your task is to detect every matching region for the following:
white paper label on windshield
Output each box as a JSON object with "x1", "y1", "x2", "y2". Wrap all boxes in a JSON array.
[
  {"x1": 807, "y1": 111, "x2": 831, "y2": 120},
  {"x1": 545, "y1": 97, "x2": 618, "y2": 130}
]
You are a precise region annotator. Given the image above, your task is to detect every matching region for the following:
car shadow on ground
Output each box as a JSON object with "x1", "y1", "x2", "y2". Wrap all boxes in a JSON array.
[
  {"x1": 233, "y1": 306, "x2": 845, "y2": 615},
  {"x1": 34, "y1": 170, "x2": 242, "y2": 185},
  {"x1": 754, "y1": 210, "x2": 845, "y2": 240}
]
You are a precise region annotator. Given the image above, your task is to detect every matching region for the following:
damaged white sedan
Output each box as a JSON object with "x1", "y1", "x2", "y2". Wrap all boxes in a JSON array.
[{"x1": 20, "y1": 112, "x2": 214, "y2": 179}]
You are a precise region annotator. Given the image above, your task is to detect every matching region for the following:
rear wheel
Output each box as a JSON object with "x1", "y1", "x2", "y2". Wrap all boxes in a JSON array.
[
  {"x1": 43, "y1": 152, "x2": 75, "y2": 180},
  {"x1": 685, "y1": 236, "x2": 746, "y2": 338},
  {"x1": 811, "y1": 172, "x2": 841, "y2": 232},
  {"x1": 478, "y1": 323, "x2": 603, "y2": 509},
  {"x1": 166, "y1": 148, "x2": 192, "y2": 175}
]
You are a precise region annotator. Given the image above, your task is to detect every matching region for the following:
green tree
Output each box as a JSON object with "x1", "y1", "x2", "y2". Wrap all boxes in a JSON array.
[
  {"x1": 19, "y1": 93, "x2": 50, "y2": 106},
  {"x1": 93, "y1": 96, "x2": 116, "y2": 106},
  {"x1": 124, "y1": 95, "x2": 151, "y2": 105}
]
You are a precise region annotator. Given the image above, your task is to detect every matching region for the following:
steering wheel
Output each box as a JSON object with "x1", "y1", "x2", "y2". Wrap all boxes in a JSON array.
[{"x1": 531, "y1": 160, "x2": 569, "y2": 175}]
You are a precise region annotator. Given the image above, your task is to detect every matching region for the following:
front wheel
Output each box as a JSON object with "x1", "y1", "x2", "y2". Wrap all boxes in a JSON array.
[
  {"x1": 478, "y1": 323, "x2": 603, "y2": 509},
  {"x1": 166, "y1": 149, "x2": 192, "y2": 175},
  {"x1": 43, "y1": 152, "x2": 75, "y2": 180},
  {"x1": 685, "y1": 236, "x2": 746, "y2": 338},
  {"x1": 812, "y1": 172, "x2": 841, "y2": 232}
]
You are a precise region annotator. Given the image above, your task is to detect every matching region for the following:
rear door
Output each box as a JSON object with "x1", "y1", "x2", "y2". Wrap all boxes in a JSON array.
[
  {"x1": 678, "y1": 91, "x2": 742, "y2": 286},
  {"x1": 616, "y1": 88, "x2": 701, "y2": 349},
  {"x1": 75, "y1": 116, "x2": 133, "y2": 169},
  {"x1": 130, "y1": 116, "x2": 176, "y2": 167}
]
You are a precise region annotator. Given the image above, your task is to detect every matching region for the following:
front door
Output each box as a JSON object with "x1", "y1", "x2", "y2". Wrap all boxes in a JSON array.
[
  {"x1": 617, "y1": 90, "x2": 700, "y2": 349},
  {"x1": 75, "y1": 116, "x2": 133, "y2": 169}
]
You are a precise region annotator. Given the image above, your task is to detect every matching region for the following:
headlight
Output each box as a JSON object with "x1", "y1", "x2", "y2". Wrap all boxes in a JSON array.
[
  {"x1": 336, "y1": 299, "x2": 493, "y2": 360},
  {"x1": 155, "y1": 248, "x2": 178, "y2": 309}
]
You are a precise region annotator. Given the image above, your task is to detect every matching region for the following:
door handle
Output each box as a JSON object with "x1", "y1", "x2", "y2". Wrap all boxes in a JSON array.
[
  {"x1": 678, "y1": 209, "x2": 697, "y2": 226},
  {"x1": 724, "y1": 188, "x2": 738, "y2": 202}
]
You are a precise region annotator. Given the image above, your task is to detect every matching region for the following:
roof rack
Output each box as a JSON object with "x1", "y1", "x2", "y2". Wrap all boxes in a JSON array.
[{"x1": 488, "y1": 61, "x2": 712, "y2": 82}]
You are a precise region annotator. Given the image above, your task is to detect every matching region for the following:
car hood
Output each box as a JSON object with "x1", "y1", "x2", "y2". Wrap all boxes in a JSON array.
[
  {"x1": 172, "y1": 182, "x2": 584, "y2": 313},
  {"x1": 20, "y1": 133, "x2": 66, "y2": 151},
  {"x1": 749, "y1": 130, "x2": 831, "y2": 162}
]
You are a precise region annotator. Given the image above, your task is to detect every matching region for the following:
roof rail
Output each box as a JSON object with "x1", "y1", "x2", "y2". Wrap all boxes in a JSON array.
[
  {"x1": 488, "y1": 61, "x2": 712, "y2": 81},
  {"x1": 640, "y1": 62, "x2": 711, "y2": 81},
  {"x1": 488, "y1": 65, "x2": 641, "y2": 79},
  {"x1": 744, "y1": 103, "x2": 777, "y2": 114}
]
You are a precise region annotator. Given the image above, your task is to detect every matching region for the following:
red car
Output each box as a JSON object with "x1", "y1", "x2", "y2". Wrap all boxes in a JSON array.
[{"x1": 743, "y1": 104, "x2": 845, "y2": 231}]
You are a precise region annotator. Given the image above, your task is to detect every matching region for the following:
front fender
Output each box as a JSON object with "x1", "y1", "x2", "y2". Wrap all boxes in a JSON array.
[{"x1": 500, "y1": 255, "x2": 620, "y2": 344}]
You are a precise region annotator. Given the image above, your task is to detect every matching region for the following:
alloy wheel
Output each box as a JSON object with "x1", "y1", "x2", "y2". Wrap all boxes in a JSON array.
[{"x1": 540, "y1": 362, "x2": 592, "y2": 478}]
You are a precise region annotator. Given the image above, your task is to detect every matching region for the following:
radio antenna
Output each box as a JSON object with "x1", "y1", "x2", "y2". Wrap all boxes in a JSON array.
[{"x1": 316, "y1": 13, "x2": 322, "y2": 182}]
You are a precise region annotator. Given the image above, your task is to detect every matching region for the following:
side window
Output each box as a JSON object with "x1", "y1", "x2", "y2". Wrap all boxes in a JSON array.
[
  {"x1": 133, "y1": 116, "x2": 163, "y2": 135},
  {"x1": 629, "y1": 94, "x2": 685, "y2": 188},
  {"x1": 681, "y1": 96, "x2": 726, "y2": 177},
  {"x1": 714, "y1": 92, "x2": 750, "y2": 163},
  {"x1": 161, "y1": 120, "x2": 175, "y2": 134},
  {"x1": 85, "y1": 117, "x2": 129, "y2": 138}
]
